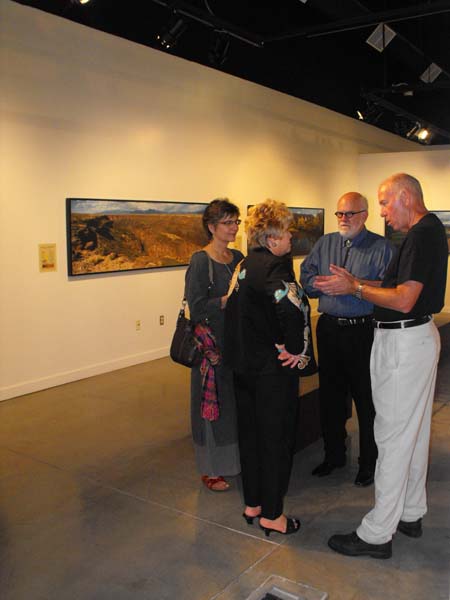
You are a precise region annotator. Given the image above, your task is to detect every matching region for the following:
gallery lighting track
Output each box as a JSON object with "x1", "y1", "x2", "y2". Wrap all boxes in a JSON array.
[
  {"x1": 362, "y1": 91, "x2": 450, "y2": 144},
  {"x1": 150, "y1": 0, "x2": 264, "y2": 48}
]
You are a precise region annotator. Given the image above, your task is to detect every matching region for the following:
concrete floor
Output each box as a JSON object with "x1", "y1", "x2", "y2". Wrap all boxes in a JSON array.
[{"x1": 0, "y1": 317, "x2": 449, "y2": 600}]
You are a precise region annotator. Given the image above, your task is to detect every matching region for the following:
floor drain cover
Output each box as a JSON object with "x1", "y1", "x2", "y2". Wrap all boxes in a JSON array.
[{"x1": 245, "y1": 575, "x2": 327, "y2": 600}]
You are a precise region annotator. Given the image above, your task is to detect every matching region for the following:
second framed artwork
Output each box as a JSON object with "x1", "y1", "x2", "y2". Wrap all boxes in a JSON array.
[
  {"x1": 247, "y1": 205, "x2": 324, "y2": 257},
  {"x1": 289, "y1": 207, "x2": 325, "y2": 256}
]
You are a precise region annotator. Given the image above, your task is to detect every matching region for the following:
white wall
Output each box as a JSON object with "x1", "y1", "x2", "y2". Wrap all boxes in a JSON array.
[
  {"x1": 357, "y1": 149, "x2": 450, "y2": 311},
  {"x1": 0, "y1": 0, "x2": 417, "y2": 401}
]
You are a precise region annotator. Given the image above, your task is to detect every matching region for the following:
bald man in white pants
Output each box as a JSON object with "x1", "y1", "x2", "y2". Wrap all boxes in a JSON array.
[{"x1": 317, "y1": 173, "x2": 448, "y2": 559}]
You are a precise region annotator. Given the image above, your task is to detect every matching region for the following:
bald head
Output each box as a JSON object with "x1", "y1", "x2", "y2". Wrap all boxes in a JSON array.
[
  {"x1": 378, "y1": 173, "x2": 427, "y2": 232},
  {"x1": 338, "y1": 192, "x2": 368, "y2": 212},
  {"x1": 336, "y1": 192, "x2": 368, "y2": 239},
  {"x1": 380, "y1": 173, "x2": 425, "y2": 210}
]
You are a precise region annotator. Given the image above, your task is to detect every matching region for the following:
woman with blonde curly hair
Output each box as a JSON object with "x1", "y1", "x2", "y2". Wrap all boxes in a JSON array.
[{"x1": 225, "y1": 199, "x2": 312, "y2": 536}]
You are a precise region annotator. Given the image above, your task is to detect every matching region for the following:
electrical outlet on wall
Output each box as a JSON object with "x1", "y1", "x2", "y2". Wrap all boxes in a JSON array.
[
  {"x1": 159, "y1": 315, "x2": 165, "y2": 326},
  {"x1": 135, "y1": 320, "x2": 141, "y2": 331}
]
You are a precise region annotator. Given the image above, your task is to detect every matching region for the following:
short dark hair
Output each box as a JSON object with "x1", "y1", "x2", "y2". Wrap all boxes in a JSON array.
[{"x1": 202, "y1": 198, "x2": 240, "y2": 239}]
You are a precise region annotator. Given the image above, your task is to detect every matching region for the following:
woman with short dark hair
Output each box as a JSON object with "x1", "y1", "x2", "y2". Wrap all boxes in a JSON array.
[{"x1": 185, "y1": 198, "x2": 243, "y2": 491}]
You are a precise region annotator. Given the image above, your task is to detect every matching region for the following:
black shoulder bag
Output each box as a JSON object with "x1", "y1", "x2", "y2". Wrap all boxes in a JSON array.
[{"x1": 169, "y1": 252, "x2": 213, "y2": 368}]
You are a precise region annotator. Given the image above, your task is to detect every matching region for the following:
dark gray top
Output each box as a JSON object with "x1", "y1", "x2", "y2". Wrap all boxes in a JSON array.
[{"x1": 185, "y1": 249, "x2": 244, "y2": 445}]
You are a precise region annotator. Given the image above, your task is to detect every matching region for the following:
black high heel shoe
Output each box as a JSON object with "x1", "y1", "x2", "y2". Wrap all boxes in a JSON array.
[
  {"x1": 259, "y1": 517, "x2": 301, "y2": 537},
  {"x1": 242, "y1": 512, "x2": 259, "y2": 525}
]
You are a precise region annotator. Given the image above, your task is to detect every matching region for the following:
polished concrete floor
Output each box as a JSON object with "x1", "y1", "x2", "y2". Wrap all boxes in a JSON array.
[{"x1": 1, "y1": 317, "x2": 449, "y2": 600}]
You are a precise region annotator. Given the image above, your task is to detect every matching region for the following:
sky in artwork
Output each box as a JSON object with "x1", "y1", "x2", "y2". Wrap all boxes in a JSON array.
[{"x1": 70, "y1": 199, "x2": 206, "y2": 215}]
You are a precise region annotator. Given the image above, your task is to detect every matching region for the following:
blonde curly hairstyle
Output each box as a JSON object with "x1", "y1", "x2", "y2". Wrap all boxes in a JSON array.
[{"x1": 246, "y1": 199, "x2": 293, "y2": 248}]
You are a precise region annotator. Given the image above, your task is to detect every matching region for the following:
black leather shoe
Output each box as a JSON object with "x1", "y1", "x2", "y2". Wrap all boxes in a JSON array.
[
  {"x1": 397, "y1": 518, "x2": 422, "y2": 538},
  {"x1": 328, "y1": 531, "x2": 392, "y2": 559},
  {"x1": 311, "y1": 460, "x2": 346, "y2": 477},
  {"x1": 354, "y1": 469, "x2": 375, "y2": 487}
]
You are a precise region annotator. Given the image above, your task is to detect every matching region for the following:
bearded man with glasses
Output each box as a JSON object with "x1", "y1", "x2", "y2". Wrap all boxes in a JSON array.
[{"x1": 301, "y1": 192, "x2": 393, "y2": 487}]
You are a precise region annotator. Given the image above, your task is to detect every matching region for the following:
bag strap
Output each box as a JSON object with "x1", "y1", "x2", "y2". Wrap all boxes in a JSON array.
[
  {"x1": 205, "y1": 251, "x2": 214, "y2": 291},
  {"x1": 181, "y1": 250, "x2": 214, "y2": 312}
]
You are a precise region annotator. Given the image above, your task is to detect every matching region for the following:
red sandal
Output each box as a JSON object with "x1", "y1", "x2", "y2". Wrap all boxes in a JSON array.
[{"x1": 201, "y1": 475, "x2": 230, "y2": 492}]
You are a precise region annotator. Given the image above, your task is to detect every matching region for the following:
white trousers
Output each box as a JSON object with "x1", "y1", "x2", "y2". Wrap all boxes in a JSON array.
[{"x1": 357, "y1": 320, "x2": 441, "y2": 545}]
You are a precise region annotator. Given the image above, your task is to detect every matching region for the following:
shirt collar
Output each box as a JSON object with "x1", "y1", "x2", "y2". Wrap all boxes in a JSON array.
[{"x1": 342, "y1": 226, "x2": 367, "y2": 248}]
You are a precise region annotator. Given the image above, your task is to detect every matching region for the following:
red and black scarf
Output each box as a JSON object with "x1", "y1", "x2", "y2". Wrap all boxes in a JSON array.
[{"x1": 194, "y1": 323, "x2": 221, "y2": 421}]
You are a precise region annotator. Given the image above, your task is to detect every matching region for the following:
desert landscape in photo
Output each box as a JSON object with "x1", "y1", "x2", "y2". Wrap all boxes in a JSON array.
[{"x1": 68, "y1": 200, "x2": 208, "y2": 275}]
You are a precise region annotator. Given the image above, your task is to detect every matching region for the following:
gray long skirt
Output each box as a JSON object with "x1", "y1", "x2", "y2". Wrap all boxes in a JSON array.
[{"x1": 194, "y1": 420, "x2": 240, "y2": 477}]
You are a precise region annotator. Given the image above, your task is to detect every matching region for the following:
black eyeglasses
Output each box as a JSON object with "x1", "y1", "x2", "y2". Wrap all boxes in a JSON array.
[
  {"x1": 334, "y1": 210, "x2": 367, "y2": 219},
  {"x1": 218, "y1": 219, "x2": 241, "y2": 226}
]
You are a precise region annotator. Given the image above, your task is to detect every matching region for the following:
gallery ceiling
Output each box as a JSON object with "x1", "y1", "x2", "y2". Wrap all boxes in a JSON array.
[{"x1": 13, "y1": 0, "x2": 450, "y2": 145}]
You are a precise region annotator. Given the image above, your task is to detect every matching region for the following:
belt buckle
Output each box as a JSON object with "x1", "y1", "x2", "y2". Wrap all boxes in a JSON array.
[{"x1": 337, "y1": 317, "x2": 348, "y2": 326}]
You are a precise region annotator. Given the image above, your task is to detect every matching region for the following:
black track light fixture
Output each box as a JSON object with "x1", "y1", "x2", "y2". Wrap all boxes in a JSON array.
[
  {"x1": 208, "y1": 32, "x2": 230, "y2": 68},
  {"x1": 157, "y1": 17, "x2": 187, "y2": 50}
]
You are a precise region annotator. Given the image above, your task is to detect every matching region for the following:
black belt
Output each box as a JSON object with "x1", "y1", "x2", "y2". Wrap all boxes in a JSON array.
[
  {"x1": 322, "y1": 313, "x2": 373, "y2": 327},
  {"x1": 373, "y1": 315, "x2": 432, "y2": 329}
]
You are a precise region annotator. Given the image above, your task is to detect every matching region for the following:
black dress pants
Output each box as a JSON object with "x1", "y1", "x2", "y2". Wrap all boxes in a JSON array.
[
  {"x1": 234, "y1": 371, "x2": 299, "y2": 520},
  {"x1": 316, "y1": 315, "x2": 377, "y2": 470}
]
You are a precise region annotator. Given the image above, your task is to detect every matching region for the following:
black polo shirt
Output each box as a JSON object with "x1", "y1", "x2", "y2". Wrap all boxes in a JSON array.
[{"x1": 374, "y1": 213, "x2": 448, "y2": 322}]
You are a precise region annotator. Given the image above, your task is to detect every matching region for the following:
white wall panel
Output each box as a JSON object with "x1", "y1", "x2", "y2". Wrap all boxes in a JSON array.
[{"x1": 0, "y1": 0, "x2": 417, "y2": 400}]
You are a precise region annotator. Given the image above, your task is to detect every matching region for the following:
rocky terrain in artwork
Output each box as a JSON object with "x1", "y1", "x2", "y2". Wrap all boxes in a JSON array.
[{"x1": 70, "y1": 213, "x2": 206, "y2": 274}]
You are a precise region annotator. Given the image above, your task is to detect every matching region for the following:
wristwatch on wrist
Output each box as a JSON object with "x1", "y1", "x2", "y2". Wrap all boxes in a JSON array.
[{"x1": 354, "y1": 283, "x2": 363, "y2": 300}]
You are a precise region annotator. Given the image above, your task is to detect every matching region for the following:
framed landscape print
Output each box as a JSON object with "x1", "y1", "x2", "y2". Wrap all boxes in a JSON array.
[
  {"x1": 66, "y1": 198, "x2": 209, "y2": 276},
  {"x1": 289, "y1": 207, "x2": 325, "y2": 256},
  {"x1": 247, "y1": 205, "x2": 324, "y2": 257},
  {"x1": 385, "y1": 211, "x2": 450, "y2": 253}
]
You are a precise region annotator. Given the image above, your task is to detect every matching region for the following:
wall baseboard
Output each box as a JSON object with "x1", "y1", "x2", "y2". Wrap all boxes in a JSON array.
[
  {"x1": 2, "y1": 307, "x2": 450, "y2": 403},
  {"x1": 0, "y1": 347, "x2": 170, "y2": 402}
]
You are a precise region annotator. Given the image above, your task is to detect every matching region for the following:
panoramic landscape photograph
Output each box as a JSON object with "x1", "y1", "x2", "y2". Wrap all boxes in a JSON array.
[{"x1": 67, "y1": 199, "x2": 209, "y2": 275}]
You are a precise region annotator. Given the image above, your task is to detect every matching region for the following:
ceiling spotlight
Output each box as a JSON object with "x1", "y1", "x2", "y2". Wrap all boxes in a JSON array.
[
  {"x1": 70, "y1": 0, "x2": 91, "y2": 4},
  {"x1": 366, "y1": 23, "x2": 396, "y2": 53},
  {"x1": 417, "y1": 127, "x2": 430, "y2": 141},
  {"x1": 356, "y1": 102, "x2": 383, "y2": 125},
  {"x1": 405, "y1": 122, "x2": 432, "y2": 143},
  {"x1": 208, "y1": 32, "x2": 230, "y2": 68},
  {"x1": 157, "y1": 17, "x2": 187, "y2": 50},
  {"x1": 391, "y1": 82, "x2": 414, "y2": 97}
]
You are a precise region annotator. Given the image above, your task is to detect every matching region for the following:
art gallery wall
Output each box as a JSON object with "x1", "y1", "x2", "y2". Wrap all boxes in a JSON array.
[
  {"x1": 358, "y1": 149, "x2": 450, "y2": 312},
  {"x1": 0, "y1": 0, "x2": 417, "y2": 401}
]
